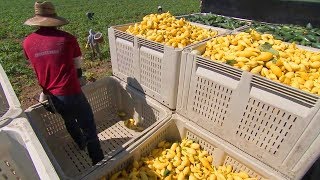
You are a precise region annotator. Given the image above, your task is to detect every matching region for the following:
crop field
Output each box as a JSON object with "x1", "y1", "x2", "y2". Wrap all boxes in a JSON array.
[{"x1": 0, "y1": 0, "x2": 200, "y2": 108}]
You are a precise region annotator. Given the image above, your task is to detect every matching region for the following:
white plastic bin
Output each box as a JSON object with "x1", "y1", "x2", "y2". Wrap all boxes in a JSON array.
[
  {"x1": 176, "y1": 41, "x2": 320, "y2": 179},
  {"x1": 108, "y1": 23, "x2": 229, "y2": 109},
  {"x1": 25, "y1": 76, "x2": 171, "y2": 179}
]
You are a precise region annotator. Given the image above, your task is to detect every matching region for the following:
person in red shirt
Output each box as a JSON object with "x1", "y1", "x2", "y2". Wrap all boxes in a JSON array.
[{"x1": 23, "y1": 1, "x2": 104, "y2": 166}]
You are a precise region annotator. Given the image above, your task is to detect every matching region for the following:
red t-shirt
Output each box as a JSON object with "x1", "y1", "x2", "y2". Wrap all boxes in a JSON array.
[{"x1": 23, "y1": 27, "x2": 82, "y2": 96}]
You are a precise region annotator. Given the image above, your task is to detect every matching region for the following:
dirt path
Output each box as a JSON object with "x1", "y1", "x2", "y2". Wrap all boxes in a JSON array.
[{"x1": 19, "y1": 61, "x2": 112, "y2": 110}]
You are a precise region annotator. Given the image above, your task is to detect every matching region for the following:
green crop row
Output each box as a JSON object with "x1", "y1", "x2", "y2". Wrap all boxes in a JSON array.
[{"x1": 0, "y1": 0, "x2": 200, "y2": 99}]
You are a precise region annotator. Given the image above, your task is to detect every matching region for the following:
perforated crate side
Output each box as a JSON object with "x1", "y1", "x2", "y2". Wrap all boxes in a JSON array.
[
  {"x1": 224, "y1": 74, "x2": 320, "y2": 179},
  {"x1": 223, "y1": 156, "x2": 264, "y2": 180},
  {"x1": 137, "y1": 44, "x2": 180, "y2": 109},
  {"x1": 108, "y1": 26, "x2": 138, "y2": 85},
  {"x1": 24, "y1": 76, "x2": 171, "y2": 179},
  {"x1": 177, "y1": 49, "x2": 246, "y2": 139},
  {"x1": 0, "y1": 64, "x2": 21, "y2": 122}
]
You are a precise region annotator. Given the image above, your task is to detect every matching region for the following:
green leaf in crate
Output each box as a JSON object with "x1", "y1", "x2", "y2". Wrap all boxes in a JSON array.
[
  {"x1": 259, "y1": 42, "x2": 279, "y2": 56},
  {"x1": 226, "y1": 60, "x2": 237, "y2": 66},
  {"x1": 163, "y1": 169, "x2": 170, "y2": 177},
  {"x1": 259, "y1": 42, "x2": 272, "y2": 51},
  {"x1": 268, "y1": 48, "x2": 279, "y2": 56}
]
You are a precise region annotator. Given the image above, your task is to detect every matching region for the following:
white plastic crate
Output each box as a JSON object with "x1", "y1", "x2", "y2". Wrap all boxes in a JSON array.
[
  {"x1": 0, "y1": 117, "x2": 58, "y2": 180},
  {"x1": 0, "y1": 64, "x2": 22, "y2": 121},
  {"x1": 24, "y1": 76, "x2": 171, "y2": 179},
  {"x1": 176, "y1": 42, "x2": 320, "y2": 179},
  {"x1": 91, "y1": 115, "x2": 287, "y2": 180},
  {"x1": 108, "y1": 23, "x2": 229, "y2": 109}
]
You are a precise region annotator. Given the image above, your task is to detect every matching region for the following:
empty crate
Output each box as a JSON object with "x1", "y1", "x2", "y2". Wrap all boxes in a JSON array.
[{"x1": 25, "y1": 77, "x2": 171, "y2": 179}]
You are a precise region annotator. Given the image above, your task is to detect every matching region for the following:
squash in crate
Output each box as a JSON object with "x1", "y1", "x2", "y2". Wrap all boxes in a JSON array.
[
  {"x1": 108, "y1": 139, "x2": 256, "y2": 180},
  {"x1": 202, "y1": 30, "x2": 320, "y2": 95},
  {"x1": 126, "y1": 12, "x2": 218, "y2": 48}
]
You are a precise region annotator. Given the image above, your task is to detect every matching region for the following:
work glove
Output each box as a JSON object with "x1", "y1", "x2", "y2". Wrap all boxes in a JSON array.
[
  {"x1": 38, "y1": 92, "x2": 56, "y2": 114},
  {"x1": 39, "y1": 92, "x2": 47, "y2": 102}
]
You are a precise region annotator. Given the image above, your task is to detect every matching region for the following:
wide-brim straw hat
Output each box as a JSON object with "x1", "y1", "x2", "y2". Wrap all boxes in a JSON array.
[{"x1": 24, "y1": 1, "x2": 69, "y2": 27}]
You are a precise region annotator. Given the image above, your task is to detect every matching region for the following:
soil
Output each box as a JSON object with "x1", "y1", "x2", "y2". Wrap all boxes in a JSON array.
[{"x1": 19, "y1": 60, "x2": 112, "y2": 110}]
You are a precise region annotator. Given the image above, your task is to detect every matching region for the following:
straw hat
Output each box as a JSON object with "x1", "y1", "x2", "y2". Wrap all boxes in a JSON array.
[{"x1": 24, "y1": 1, "x2": 69, "y2": 27}]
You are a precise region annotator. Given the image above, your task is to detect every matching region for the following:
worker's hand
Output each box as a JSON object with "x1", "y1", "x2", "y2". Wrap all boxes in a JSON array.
[
  {"x1": 79, "y1": 76, "x2": 87, "y2": 86},
  {"x1": 39, "y1": 92, "x2": 47, "y2": 102}
]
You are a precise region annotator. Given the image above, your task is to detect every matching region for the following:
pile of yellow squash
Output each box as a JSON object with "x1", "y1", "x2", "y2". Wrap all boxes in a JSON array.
[
  {"x1": 126, "y1": 12, "x2": 218, "y2": 48},
  {"x1": 202, "y1": 30, "x2": 320, "y2": 95},
  {"x1": 105, "y1": 139, "x2": 256, "y2": 180}
]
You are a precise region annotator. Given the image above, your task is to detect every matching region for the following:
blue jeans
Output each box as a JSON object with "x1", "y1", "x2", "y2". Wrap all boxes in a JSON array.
[{"x1": 49, "y1": 92, "x2": 104, "y2": 164}]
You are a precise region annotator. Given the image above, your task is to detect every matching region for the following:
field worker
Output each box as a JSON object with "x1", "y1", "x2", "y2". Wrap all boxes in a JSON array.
[{"x1": 22, "y1": 1, "x2": 104, "y2": 165}]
